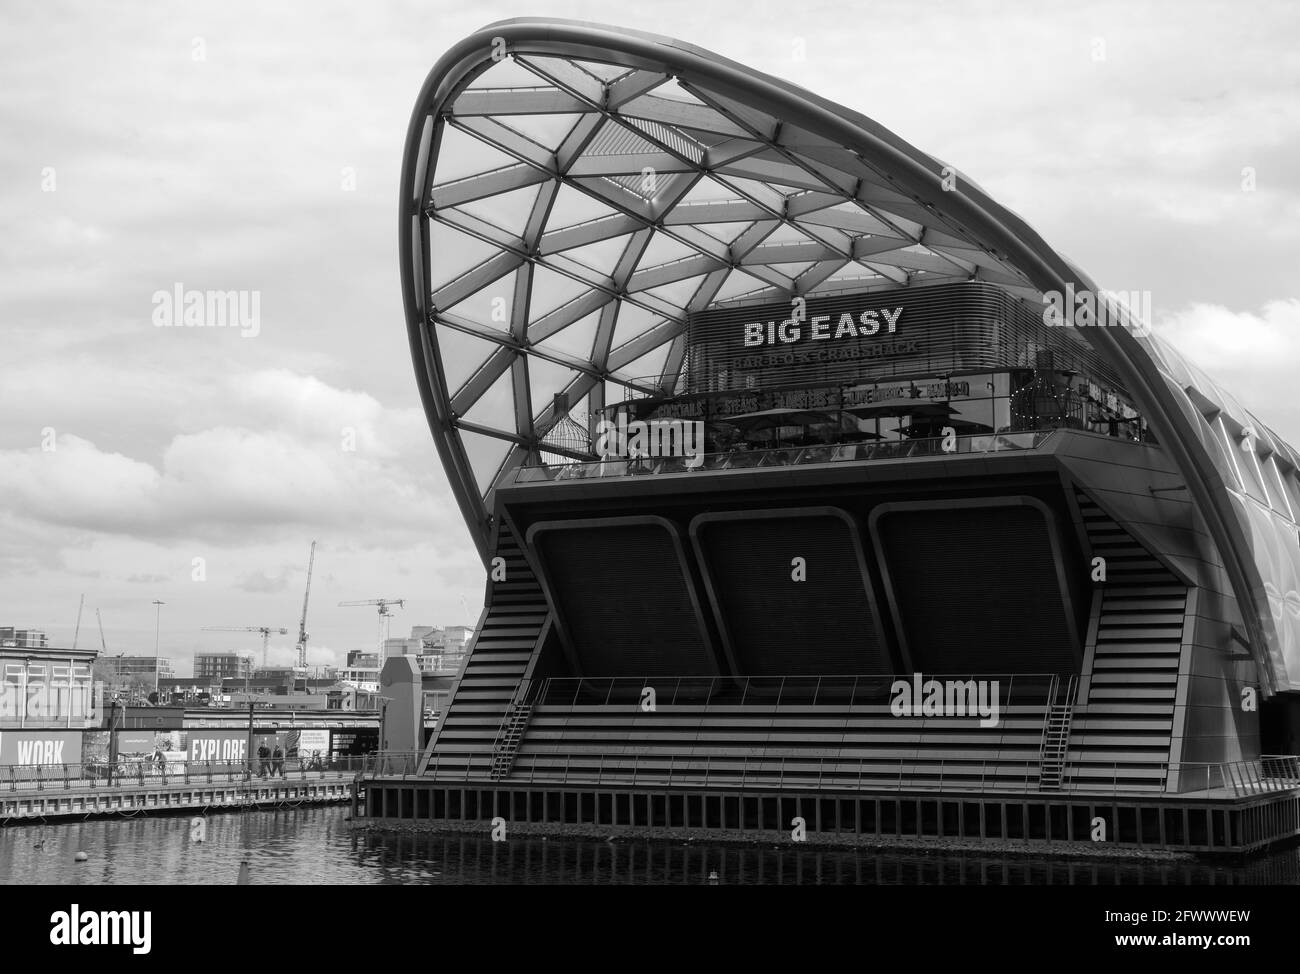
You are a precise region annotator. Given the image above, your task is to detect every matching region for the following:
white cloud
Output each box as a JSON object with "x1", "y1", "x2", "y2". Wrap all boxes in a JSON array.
[{"x1": 1153, "y1": 299, "x2": 1300, "y2": 441}]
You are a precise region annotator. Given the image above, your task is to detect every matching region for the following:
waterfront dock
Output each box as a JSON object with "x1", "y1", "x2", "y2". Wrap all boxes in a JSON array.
[{"x1": 1, "y1": 763, "x2": 357, "y2": 823}]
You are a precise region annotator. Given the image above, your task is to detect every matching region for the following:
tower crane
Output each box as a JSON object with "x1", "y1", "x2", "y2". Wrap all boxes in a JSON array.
[
  {"x1": 338, "y1": 598, "x2": 405, "y2": 670},
  {"x1": 201, "y1": 626, "x2": 288, "y2": 671},
  {"x1": 295, "y1": 541, "x2": 317, "y2": 671}
]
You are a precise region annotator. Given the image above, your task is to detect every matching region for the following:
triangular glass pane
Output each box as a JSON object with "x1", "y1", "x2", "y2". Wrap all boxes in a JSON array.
[
  {"x1": 528, "y1": 359, "x2": 582, "y2": 418},
  {"x1": 763, "y1": 223, "x2": 821, "y2": 246},
  {"x1": 457, "y1": 183, "x2": 542, "y2": 238},
  {"x1": 571, "y1": 59, "x2": 634, "y2": 81},
  {"x1": 642, "y1": 276, "x2": 704, "y2": 310},
  {"x1": 635, "y1": 76, "x2": 705, "y2": 106},
  {"x1": 458, "y1": 428, "x2": 513, "y2": 496},
  {"x1": 460, "y1": 367, "x2": 517, "y2": 433},
  {"x1": 614, "y1": 333, "x2": 672, "y2": 384},
  {"x1": 712, "y1": 268, "x2": 774, "y2": 303},
  {"x1": 464, "y1": 56, "x2": 543, "y2": 89},
  {"x1": 450, "y1": 275, "x2": 517, "y2": 329},
  {"x1": 638, "y1": 231, "x2": 698, "y2": 268},
  {"x1": 428, "y1": 219, "x2": 503, "y2": 293},
  {"x1": 433, "y1": 324, "x2": 503, "y2": 394},
  {"x1": 700, "y1": 221, "x2": 755, "y2": 244},
  {"x1": 528, "y1": 264, "x2": 594, "y2": 321},
  {"x1": 810, "y1": 264, "x2": 890, "y2": 292},
  {"x1": 546, "y1": 182, "x2": 625, "y2": 230},
  {"x1": 609, "y1": 302, "x2": 663, "y2": 348},
  {"x1": 496, "y1": 113, "x2": 581, "y2": 154},
  {"x1": 767, "y1": 262, "x2": 816, "y2": 278},
  {"x1": 677, "y1": 175, "x2": 744, "y2": 206},
  {"x1": 716, "y1": 175, "x2": 785, "y2": 209},
  {"x1": 431, "y1": 124, "x2": 521, "y2": 186},
  {"x1": 533, "y1": 309, "x2": 599, "y2": 361},
  {"x1": 560, "y1": 234, "x2": 631, "y2": 276}
]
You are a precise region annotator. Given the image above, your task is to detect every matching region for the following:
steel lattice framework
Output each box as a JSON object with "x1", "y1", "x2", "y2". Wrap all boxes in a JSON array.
[{"x1": 400, "y1": 18, "x2": 1300, "y2": 693}]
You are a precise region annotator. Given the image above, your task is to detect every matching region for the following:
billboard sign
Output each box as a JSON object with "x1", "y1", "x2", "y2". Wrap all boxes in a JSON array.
[{"x1": 0, "y1": 730, "x2": 84, "y2": 766}]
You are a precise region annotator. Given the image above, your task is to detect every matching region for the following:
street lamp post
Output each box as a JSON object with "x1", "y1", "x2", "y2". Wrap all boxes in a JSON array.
[{"x1": 151, "y1": 600, "x2": 165, "y2": 701}]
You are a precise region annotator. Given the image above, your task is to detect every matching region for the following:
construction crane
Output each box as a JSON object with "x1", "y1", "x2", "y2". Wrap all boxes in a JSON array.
[
  {"x1": 201, "y1": 626, "x2": 288, "y2": 671},
  {"x1": 295, "y1": 541, "x2": 317, "y2": 671},
  {"x1": 338, "y1": 598, "x2": 405, "y2": 671},
  {"x1": 96, "y1": 608, "x2": 108, "y2": 654}
]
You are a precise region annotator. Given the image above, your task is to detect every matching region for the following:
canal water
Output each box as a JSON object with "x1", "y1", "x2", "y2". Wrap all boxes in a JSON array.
[{"x1": 3, "y1": 806, "x2": 1299, "y2": 884}]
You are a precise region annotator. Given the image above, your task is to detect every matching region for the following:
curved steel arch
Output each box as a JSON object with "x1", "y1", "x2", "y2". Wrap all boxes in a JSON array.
[{"x1": 400, "y1": 17, "x2": 1300, "y2": 692}]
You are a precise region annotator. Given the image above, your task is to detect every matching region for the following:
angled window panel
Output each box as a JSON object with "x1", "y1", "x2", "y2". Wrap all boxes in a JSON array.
[
  {"x1": 569, "y1": 59, "x2": 634, "y2": 82},
  {"x1": 540, "y1": 213, "x2": 638, "y2": 257},
  {"x1": 569, "y1": 175, "x2": 656, "y2": 221},
  {"x1": 527, "y1": 359, "x2": 583, "y2": 418},
  {"x1": 456, "y1": 182, "x2": 543, "y2": 238},
  {"x1": 435, "y1": 269, "x2": 518, "y2": 331},
  {"x1": 458, "y1": 366, "x2": 516, "y2": 433},
  {"x1": 433, "y1": 323, "x2": 505, "y2": 396},
  {"x1": 627, "y1": 254, "x2": 723, "y2": 295},
  {"x1": 552, "y1": 232, "x2": 634, "y2": 275},
  {"x1": 548, "y1": 181, "x2": 629, "y2": 227},
  {"x1": 635, "y1": 230, "x2": 700, "y2": 269},
  {"x1": 514, "y1": 54, "x2": 607, "y2": 105},
  {"x1": 618, "y1": 92, "x2": 754, "y2": 135},
  {"x1": 528, "y1": 263, "x2": 601, "y2": 321},
  {"x1": 427, "y1": 218, "x2": 504, "y2": 293},
  {"x1": 428, "y1": 123, "x2": 523, "y2": 185},
  {"x1": 710, "y1": 266, "x2": 777, "y2": 303},
  {"x1": 490, "y1": 111, "x2": 586, "y2": 153},
  {"x1": 608, "y1": 316, "x2": 682, "y2": 374},
  {"x1": 638, "y1": 273, "x2": 711, "y2": 310},
  {"x1": 532, "y1": 308, "x2": 601, "y2": 361},
  {"x1": 604, "y1": 300, "x2": 662, "y2": 349},
  {"x1": 616, "y1": 335, "x2": 673, "y2": 386},
  {"x1": 451, "y1": 86, "x2": 585, "y2": 118},
  {"x1": 715, "y1": 155, "x2": 837, "y2": 193},
  {"x1": 457, "y1": 428, "x2": 516, "y2": 496},
  {"x1": 527, "y1": 289, "x2": 612, "y2": 345},
  {"x1": 462, "y1": 55, "x2": 548, "y2": 90}
]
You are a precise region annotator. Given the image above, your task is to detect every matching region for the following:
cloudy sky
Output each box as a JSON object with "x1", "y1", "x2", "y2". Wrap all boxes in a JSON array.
[{"x1": 2, "y1": 0, "x2": 1297, "y2": 673}]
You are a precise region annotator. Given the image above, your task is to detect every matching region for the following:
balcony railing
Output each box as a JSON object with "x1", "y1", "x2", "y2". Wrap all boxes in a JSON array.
[
  {"x1": 364, "y1": 749, "x2": 1300, "y2": 799},
  {"x1": 515, "y1": 430, "x2": 1058, "y2": 484},
  {"x1": 527, "y1": 673, "x2": 1065, "y2": 708}
]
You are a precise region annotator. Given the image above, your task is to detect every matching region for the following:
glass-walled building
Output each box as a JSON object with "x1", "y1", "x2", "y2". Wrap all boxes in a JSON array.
[{"x1": 393, "y1": 19, "x2": 1300, "y2": 813}]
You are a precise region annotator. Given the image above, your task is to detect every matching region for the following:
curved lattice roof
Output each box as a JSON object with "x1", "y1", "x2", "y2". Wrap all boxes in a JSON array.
[{"x1": 400, "y1": 18, "x2": 1300, "y2": 692}]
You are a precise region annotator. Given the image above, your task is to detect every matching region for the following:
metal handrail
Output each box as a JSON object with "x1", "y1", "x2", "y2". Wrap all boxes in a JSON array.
[
  {"x1": 515, "y1": 430, "x2": 1060, "y2": 484},
  {"x1": 531, "y1": 672, "x2": 1059, "y2": 709},
  {"x1": 386, "y1": 748, "x2": 1300, "y2": 800}
]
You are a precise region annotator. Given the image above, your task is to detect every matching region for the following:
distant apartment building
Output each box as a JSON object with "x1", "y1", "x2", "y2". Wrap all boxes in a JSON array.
[
  {"x1": 0, "y1": 627, "x2": 49, "y2": 649},
  {"x1": 100, "y1": 655, "x2": 175, "y2": 680},
  {"x1": 194, "y1": 652, "x2": 254, "y2": 682},
  {"x1": 382, "y1": 625, "x2": 473, "y2": 675}
]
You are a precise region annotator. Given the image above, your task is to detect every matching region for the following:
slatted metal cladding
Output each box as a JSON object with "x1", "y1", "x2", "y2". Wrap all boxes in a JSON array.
[
  {"x1": 693, "y1": 514, "x2": 892, "y2": 676},
  {"x1": 530, "y1": 522, "x2": 718, "y2": 677},
  {"x1": 873, "y1": 505, "x2": 1079, "y2": 675},
  {"x1": 682, "y1": 281, "x2": 1130, "y2": 395}
]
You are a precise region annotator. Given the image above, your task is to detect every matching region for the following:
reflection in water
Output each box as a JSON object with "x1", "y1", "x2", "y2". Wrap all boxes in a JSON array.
[{"x1": 2, "y1": 807, "x2": 1298, "y2": 884}]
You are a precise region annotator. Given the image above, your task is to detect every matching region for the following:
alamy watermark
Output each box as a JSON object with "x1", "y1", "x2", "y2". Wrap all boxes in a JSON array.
[
  {"x1": 50, "y1": 905, "x2": 151, "y2": 954},
  {"x1": 889, "y1": 674, "x2": 1001, "y2": 727},
  {"x1": 1042, "y1": 285, "x2": 1151, "y2": 336},
  {"x1": 151, "y1": 283, "x2": 260, "y2": 337},
  {"x1": 594, "y1": 417, "x2": 705, "y2": 469}
]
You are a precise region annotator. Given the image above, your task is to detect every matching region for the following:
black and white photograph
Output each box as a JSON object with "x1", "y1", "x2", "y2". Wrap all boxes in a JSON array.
[{"x1": 3, "y1": 0, "x2": 1298, "y2": 950}]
